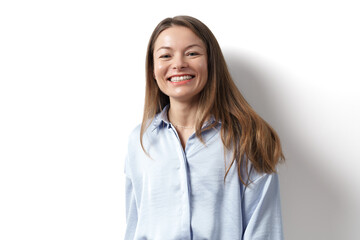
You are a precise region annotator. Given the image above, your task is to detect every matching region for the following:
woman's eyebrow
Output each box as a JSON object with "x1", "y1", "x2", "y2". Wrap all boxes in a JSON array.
[
  {"x1": 156, "y1": 46, "x2": 172, "y2": 52},
  {"x1": 155, "y1": 44, "x2": 204, "y2": 53},
  {"x1": 184, "y1": 44, "x2": 203, "y2": 50}
]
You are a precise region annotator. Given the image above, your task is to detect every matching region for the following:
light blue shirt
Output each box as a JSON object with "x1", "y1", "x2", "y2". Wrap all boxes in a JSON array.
[{"x1": 124, "y1": 106, "x2": 283, "y2": 240}]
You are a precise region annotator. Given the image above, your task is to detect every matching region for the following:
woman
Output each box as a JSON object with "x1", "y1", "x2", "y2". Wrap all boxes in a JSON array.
[{"x1": 125, "y1": 15, "x2": 285, "y2": 240}]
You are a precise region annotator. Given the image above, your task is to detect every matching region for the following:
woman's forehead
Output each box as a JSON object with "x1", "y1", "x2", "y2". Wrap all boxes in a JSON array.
[{"x1": 154, "y1": 26, "x2": 205, "y2": 51}]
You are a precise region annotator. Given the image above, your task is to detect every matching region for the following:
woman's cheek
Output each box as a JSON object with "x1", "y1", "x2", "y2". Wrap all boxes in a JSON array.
[{"x1": 154, "y1": 64, "x2": 165, "y2": 79}]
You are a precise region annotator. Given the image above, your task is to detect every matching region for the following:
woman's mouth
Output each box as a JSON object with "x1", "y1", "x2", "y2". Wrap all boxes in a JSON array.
[{"x1": 168, "y1": 75, "x2": 195, "y2": 82}]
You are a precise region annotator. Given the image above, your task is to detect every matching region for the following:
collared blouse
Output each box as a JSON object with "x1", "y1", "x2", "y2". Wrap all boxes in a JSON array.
[{"x1": 124, "y1": 106, "x2": 283, "y2": 240}]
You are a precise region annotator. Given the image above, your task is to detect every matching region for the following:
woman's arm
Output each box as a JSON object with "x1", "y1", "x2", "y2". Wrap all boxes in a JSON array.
[
  {"x1": 124, "y1": 156, "x2": 138, "y2": 240},
  {"x1": 242, "y1": 171, "x2": 284, "y2": 240}
]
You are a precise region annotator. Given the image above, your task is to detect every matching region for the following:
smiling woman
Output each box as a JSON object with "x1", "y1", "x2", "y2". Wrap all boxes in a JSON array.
[
  {"x1": 152, "y1": 26, "x2": 209, "y2": 148},
  {"x1": 153, "y1": 26, "x2": 208, "y2": 105},
  {"x1": 124, "y1": 15, "x2": 285, "y2": 240}
]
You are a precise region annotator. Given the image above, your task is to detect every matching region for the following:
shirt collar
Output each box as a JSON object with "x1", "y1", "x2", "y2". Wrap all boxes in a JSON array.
[
  {"x1": 151, "y1": 105, "x2": 171, "y2": 132},
  {"x1": 151, "y1": 104, "x2": 220, "y2": 133}
]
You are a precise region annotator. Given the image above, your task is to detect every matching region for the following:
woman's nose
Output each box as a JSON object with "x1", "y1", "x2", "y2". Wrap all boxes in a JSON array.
[{"x1": 172, "y1": 55, "x2": 188, "y2": 69}]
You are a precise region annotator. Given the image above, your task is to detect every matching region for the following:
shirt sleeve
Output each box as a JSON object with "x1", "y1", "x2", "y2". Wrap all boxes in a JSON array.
[
  {"x1": 124, "y1": 155, "x2": 138, "y2": 240},
  {"x1": 242, "y1": 171, "x2": 284, "y2": 240}
]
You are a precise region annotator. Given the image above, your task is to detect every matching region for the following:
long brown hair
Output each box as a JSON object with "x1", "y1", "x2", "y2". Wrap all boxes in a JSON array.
[{"x1": 141, "y1": 15, "x2": 284, "y2": 184}]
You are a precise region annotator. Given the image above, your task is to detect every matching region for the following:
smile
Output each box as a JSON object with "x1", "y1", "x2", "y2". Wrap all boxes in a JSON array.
[{"x1": 168, "y1": 75, "x2": 195, "y2": 82}]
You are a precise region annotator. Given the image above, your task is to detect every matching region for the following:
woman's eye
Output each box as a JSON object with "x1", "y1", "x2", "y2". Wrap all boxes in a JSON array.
[
  {"x1": 187, "y1": 52, "x2": 199, "y2": 56},
  {"x1": 160, "y1": 54, "x2": 171, "y2": 59}
]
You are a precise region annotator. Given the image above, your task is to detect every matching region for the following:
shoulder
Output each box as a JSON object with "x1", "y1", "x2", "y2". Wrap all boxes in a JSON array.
[
  {"x1": 127, "y1": 116, "x2": 159, "y2": 151},
  {"x1": 125, "y1": 117, "x2": 160, "y2": 177},
  {"x1": 244, "y1": 165, "x2": 280, "y2": 193},
  {"x1": 125, "y1": 123, "x2": 145, "y2": 178},
  {"x1": 239, "y1": 158, "x2": 280, "y2": 187}
]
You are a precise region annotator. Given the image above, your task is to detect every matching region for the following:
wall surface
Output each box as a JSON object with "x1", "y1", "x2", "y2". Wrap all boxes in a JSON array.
[{"x1": 1, "y1": 0, "x2": 359, "y2": 239}]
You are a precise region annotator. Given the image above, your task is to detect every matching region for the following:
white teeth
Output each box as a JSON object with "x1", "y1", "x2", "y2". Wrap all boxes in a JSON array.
[{"x1": 170, "y1": 75, "x2": 193, "y2": 82}]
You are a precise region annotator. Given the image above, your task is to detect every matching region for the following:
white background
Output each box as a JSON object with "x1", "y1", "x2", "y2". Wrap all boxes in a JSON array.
[{"x1": 1, "y1": 0, "x2": 359, "y2": 239}]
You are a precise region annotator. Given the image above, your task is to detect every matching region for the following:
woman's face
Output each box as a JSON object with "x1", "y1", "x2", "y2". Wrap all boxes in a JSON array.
[{"x1": 153, "y1": 26, "x2": 208, "y2": 103}]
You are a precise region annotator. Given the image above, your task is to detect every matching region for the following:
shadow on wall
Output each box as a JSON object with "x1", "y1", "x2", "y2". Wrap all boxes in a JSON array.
[{"x1": 223, "y1": 50, "x2": 352, "y2": 240}]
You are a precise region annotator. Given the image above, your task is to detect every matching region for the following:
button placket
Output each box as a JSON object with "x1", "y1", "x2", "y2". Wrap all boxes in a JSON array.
[{"x1": 169, "y1": 127, "x2": 191, "y2": 238}]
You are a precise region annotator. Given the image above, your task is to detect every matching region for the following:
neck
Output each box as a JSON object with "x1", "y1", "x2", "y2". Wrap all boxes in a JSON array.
[{"x1": 168, "y1": 100, "x2": 199, "y2": 129}]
